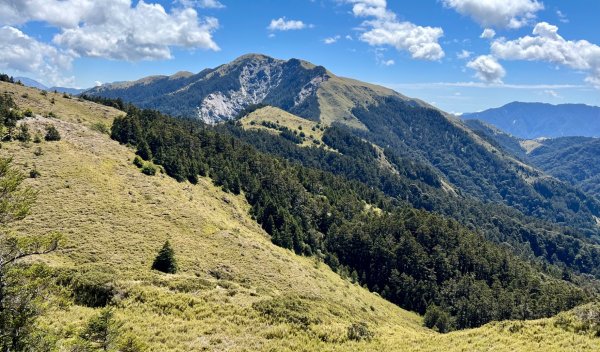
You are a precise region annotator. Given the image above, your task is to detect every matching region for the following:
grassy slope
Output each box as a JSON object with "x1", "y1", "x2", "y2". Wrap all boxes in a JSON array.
[
  {"x1": 240, "y1": 106, "x2": 327, "y2": 148},
  {"x1": 2, "y1": 83, "x2": 600, "y2": 351}
]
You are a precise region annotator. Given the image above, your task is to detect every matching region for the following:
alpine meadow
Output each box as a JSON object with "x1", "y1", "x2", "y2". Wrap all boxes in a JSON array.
[{"x1": 2, "y1": 1, "x2": 600, "y2": 351}]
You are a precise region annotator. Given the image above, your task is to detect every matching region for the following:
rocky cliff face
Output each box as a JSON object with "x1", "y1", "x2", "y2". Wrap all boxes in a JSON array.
[{"x1": 196, "y1": 56, "x2": 286, "y2": 123}]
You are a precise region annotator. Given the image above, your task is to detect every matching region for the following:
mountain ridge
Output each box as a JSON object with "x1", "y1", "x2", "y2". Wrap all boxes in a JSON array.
[{"x1": 462, "y1": 101, "x2": 600, "y2": 139}]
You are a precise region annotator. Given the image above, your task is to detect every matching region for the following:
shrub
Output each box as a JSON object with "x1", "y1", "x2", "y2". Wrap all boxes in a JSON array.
[
  {"x1": 16, "y1": 124, "x2": 31, "y2": 142},
  {"x1": 29, "y1": 167, "x2": 41, "y2": 178},
  {"x1": 347, "y1": 322, "x2": 373, "y2": 341},
  {"x1": 50, "y1": 97, "x2": 55, "y2": 104},
  {"x1": 44, "y1": 125, "x2": 61, "y2": 141},
  {"x1": 23, "y1": 109, "x2": 33, "y2": 117},
  {"x1": 33, "y1": 134, "x2": 42, "y2": 143},
  {"x1": 152, "y1": 241, "x2": 177, "y2": 274},
  {"x1": 80, "y1": 308, "x2": 121, "y2": 350},
  {"x1": 61, "y1": 269, "x2": 116, "y2": 308},
  {"x1": 136, "y1": 141, "x2": 152, "y2": 160},
  {"x1": 141, "y1": 164, "x2": 157, "y2": 176},
  {"x1": 33, "y1": 147, "x2": 43, "y2": 156},
  {"x1": 133, "y1": 156, "x2": 144, "y2": 168},
  {"x1": 117, "y1": 334, "x2": 147, "y2": 352},
  {"x1": 424, "y1": 304, "x2": 453, "y2": 333}
]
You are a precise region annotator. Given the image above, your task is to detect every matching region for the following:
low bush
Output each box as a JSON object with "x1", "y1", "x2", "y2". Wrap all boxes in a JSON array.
[
  {"x1": 44, "y1": 125, "x2": 61, "y2": 141},
  {"x1": 347, "y1": 322, "x2": 374, "y2": 341}
]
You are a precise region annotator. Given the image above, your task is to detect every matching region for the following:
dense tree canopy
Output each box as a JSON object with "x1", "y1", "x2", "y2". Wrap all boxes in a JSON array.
[{"x1": 111, "y1": 106, "x2": 594, "y2": 330}]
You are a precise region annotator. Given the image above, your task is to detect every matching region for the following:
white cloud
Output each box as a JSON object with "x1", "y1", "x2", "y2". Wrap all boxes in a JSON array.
[
  {"x1": 442, "y1": 0, "x2": 544, "y2": 29},
  {"x1": 456, "y1": 50, "x2": 472, "y2": 59},
  {"x1": 346, "y1": 0, "x2": 444, "y2": 60},
  {"x1": 94, "y1": 80, "x2": 102, "y2": 87},
  {"x1": 480, "y1": 28, "x2": 496, "y2": 39},
  {"x1": 491, "y1": 22, "x2": 600, "y2": 87},
  {"x1": 0, "y1": 1, "x2": 220, "y2": 62},
  {"x1": 374, "y1": 48, "x2": 395, "y2": 66},
  {"x1": 324, "y1": 35, "x2": 341, "y2": 44},
  {"x1": 556, "y1": 10, "x2": 568, "y2": 24},
  {"x1": 466, "y1": 55, "x2": 506, "y2": 83},
  {"x1": 0, "y1": 26, "x2": 74, "y2": 86},
  {"x1": 268, "y1": 17, "x2": 309, "y2": 31},
  {"x1": 53, "y1": 2, "x2": 220, "y2": 61},
  {"x1": 543, "y1": 89, "x2": 560, "y2": 98},
  {"x1": 177, "y1": 0, "x2": 225, "y2": 9}
]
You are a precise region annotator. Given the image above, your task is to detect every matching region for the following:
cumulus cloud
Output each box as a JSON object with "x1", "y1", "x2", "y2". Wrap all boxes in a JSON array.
[
  {"x1": 480, "y1": 28, "x2": 496, "y2": 39},
  {"x1": 442, "y1": 0, "x2": 544, "y2": 29},
  {"x1": 0, "y1": 26, "x2": 74, "y2": 86},
  {"x1": 0, "y1": 1, "x2": 220, "y2": 61},
  {"x1": 268, "y1": 17, "x2": 309, "y2": 31},
  {"x1": 346, "y1": 0, "x2": 444, "y2": 60},
  {"x1": 324, "y1": 35, "x2": 341, "y2": 44},
  {"x1": 53, "y1": 2, "x2": 220, "y2": 61},
  {"x1": 466, "y1": 55, "x2": 506, "y2": 83},
  {"x1": 491, "y1": 22, "x2": 600, "y2": 87}
]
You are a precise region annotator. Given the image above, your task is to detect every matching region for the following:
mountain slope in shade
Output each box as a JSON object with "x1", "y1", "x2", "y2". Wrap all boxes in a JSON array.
[
  {"x1": 465, "y1": 119, "x2": 600, "y2": 200},
  {"x1": 462, "y1": 102, "x2": 600, "y2": 139}
]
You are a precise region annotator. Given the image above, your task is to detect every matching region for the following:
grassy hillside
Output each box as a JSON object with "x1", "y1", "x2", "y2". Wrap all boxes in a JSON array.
[
  {"x1": 240, "y1": 106, "x2": 326, "y2": 147},
  {"x1": 3, "y1": 82, "x2": 600, "y2": 351}
]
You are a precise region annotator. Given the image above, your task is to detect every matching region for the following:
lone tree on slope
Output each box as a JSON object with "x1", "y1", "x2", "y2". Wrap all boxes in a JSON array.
[{"x1": 151, "y1": 240, "x2": 177, "y2": 274}]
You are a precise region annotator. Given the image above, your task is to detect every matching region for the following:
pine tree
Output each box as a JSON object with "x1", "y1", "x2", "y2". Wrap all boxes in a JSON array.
[{"x1": 151, "y1": 240, "x2": 177, "y2": 274}]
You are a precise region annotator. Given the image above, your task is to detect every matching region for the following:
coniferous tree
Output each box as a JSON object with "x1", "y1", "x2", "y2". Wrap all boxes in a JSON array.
[{"x1": 151, "y1": 241, "x2": 177, "y2": 274}]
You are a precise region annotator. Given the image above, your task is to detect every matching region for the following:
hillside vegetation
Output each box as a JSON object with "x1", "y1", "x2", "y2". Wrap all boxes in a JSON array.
[
  {"x1": 466, "y1": 119, "x2": 600, "y2": 200},
  {"x1": 3, "y1": 79, "x2": 600, "y2": 351}
]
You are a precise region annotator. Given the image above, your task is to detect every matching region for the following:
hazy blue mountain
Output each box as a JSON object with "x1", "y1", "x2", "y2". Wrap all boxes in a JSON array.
[
  {"x1": 15, "y1": 76, "x2": 48, "y2": 90},
  {"x1": 50, "y1": 86, "x2": 87, "y2": 95},
  {"x1": 462, "y1": 102, "x2": 600, "y2": 139},
  {"x1": 15, "y1": 76, "x2": 87, "y2": 95}
]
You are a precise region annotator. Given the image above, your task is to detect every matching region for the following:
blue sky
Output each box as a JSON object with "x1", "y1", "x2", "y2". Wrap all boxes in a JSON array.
[{"x1": 1, "y1": 0, "x2": 599, "y2": 113}]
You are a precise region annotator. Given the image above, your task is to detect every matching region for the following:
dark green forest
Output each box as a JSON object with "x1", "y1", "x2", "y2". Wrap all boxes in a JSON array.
[
  {"x1": 219, "y1": 122, "x2": 600, "y2": 279},
  {"x1": 350, "y1": 97, "x2": 600, "y2": 236},
  {"x1": 110, "y1": 105, "x2": 596, "y2": 330}
]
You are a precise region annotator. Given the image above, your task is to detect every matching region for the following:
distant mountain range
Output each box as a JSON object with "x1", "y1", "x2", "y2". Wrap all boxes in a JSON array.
[
  {"x1": 466, "y1": 119, "x2": 600, "y2": 199},
  {"x1": 462, "y1": 102, "x2": 600, "y2": 139},
  {"x1": 15, "y1": 76, "x2": 87, "y2": 95}
]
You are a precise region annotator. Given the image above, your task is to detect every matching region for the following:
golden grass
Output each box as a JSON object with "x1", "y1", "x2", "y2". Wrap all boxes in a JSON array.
[
  {"x1": 1, "y1": 83, "x2": 600, "y2": 351},
  {"x1": 241, "y1": 106, "x2": 327, "y2": 148}
]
